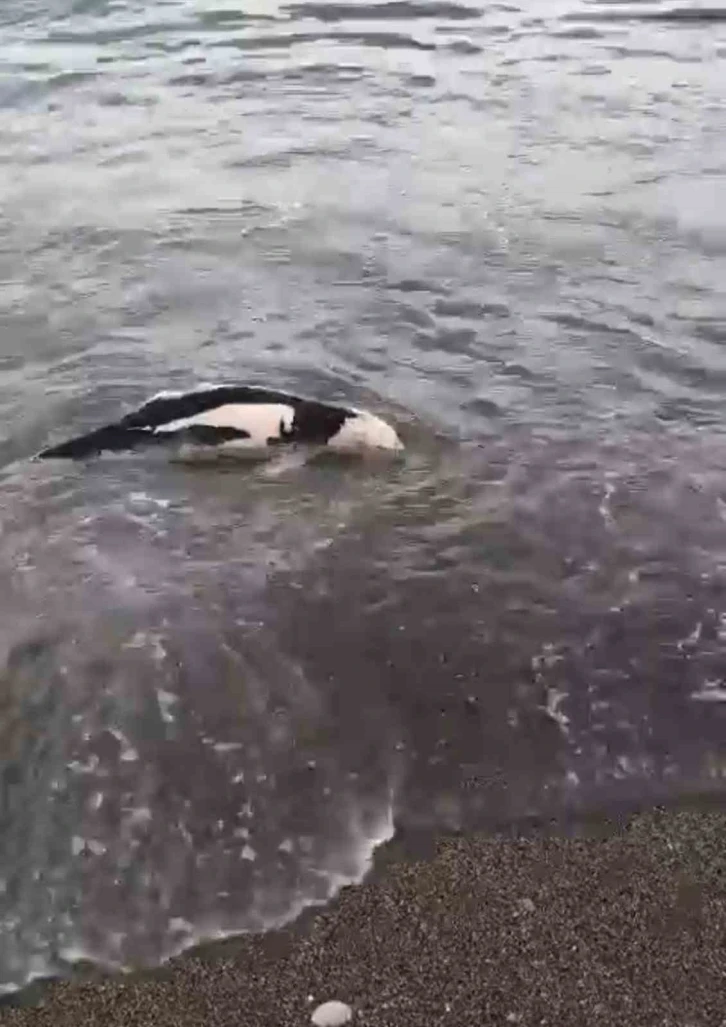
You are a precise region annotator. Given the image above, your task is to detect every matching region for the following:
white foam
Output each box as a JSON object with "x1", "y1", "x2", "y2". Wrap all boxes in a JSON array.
[
  {"x1": 598, "y1": 479, "x2": 616, "y2": 528},
  {"x1": 109, "y1": 728, "x2": 139, "y2": 763},
  {"x1": 213, "y1": 741, "x2": 243, "y2": 753},
  {"x1": 544, "y1": 687, "x2": 570, "y2": 734},
  {"x1": 128, "y1": 491, "x2": 171, "y2": 509},
  {"x1": 67, "y1": 754, "x2": 100, "y2": 775},
  {"x1": 677, "y1": 622, "x2": 702, "y2": 650},
  {"x1": 169, "y1": 917, "x2": 194, "y2": 935},
  {"x1": 157, "y1": 792, "x2": 396, "y2": 969},
  {"x1": 691, "y1": 682, "x2": 726, "y2": 702},
  {"x1": 123, "y1": 806, "x2": 152, "y2": 827},
  {"x1": 147, "y1": 384, "x2": 219, "y2": 403},
  {"x1": 156, "y1": 688, "x2": 178, "y2": 725},
  {"x1": 58, "y1": 937, "x2": 127, "y2": 970}
]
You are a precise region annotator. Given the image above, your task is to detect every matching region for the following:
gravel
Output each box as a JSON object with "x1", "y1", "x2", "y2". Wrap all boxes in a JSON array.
[{"x1": 2, "y1": 804, "x2": 726, "y2": 1027}]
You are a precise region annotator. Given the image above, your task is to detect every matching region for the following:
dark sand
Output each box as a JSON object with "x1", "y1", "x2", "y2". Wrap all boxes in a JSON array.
[{"x1": 3, "y1": 801, "x2": 726, "y2": 1026}]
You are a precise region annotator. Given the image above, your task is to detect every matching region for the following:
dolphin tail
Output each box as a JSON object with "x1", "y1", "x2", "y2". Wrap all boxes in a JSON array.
[{"x1": 37, "y1": 425, "x2": 156, "y2": 459}]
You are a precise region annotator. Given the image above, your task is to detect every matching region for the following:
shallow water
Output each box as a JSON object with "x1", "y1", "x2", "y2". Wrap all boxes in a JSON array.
[{"x1": 1, "y1": 0, "x2": 726, "y2": 994}]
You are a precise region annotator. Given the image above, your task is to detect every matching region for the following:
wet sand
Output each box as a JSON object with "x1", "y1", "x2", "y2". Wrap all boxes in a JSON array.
[{"x1": 3, "y1": 799, "x2": 726, "y2": 1026}]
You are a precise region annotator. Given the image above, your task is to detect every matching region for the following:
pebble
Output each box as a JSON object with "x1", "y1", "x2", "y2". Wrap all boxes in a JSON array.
[{"x1": 311, "y1": 999, "x2": 353, "y2": 1026}]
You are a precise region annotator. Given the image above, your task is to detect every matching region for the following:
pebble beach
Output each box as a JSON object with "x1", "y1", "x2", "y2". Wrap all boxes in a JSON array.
[{"x1": 3, "y1": 802, "x2": 726, "y2": 1026}]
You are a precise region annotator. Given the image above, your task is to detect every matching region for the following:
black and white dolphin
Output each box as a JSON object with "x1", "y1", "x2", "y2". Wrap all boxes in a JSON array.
[{"x1": 37, "y1": 384, "x2": 404, "y2": 460}]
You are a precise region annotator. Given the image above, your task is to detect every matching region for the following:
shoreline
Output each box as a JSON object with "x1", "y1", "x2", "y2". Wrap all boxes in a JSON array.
[{"x1": 3, "y1": 794, "x2": 726, "y2": 1025}]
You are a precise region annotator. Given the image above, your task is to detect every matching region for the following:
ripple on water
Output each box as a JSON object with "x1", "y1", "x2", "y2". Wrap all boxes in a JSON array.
[{"x1": 283, "y1": 0, "x2": 483, "y2": 20}]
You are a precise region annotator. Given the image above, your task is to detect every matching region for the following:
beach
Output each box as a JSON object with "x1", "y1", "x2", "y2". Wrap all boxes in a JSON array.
[
  {"x1": 2, "y1": 0, "x2": 726, "y2": 1007},
  {"x1": 4, "y1": 801, "x2": 726, "y2": 1026}
]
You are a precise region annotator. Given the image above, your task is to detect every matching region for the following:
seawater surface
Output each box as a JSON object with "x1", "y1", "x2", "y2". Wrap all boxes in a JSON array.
[{"x1": 1, "y1": 0, "x2": 726, "y2": 994}]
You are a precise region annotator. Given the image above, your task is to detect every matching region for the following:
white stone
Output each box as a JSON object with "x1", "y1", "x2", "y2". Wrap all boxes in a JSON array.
[{"x1": 311, "y1": 1000, "x2": 353, "y2": 1026}]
